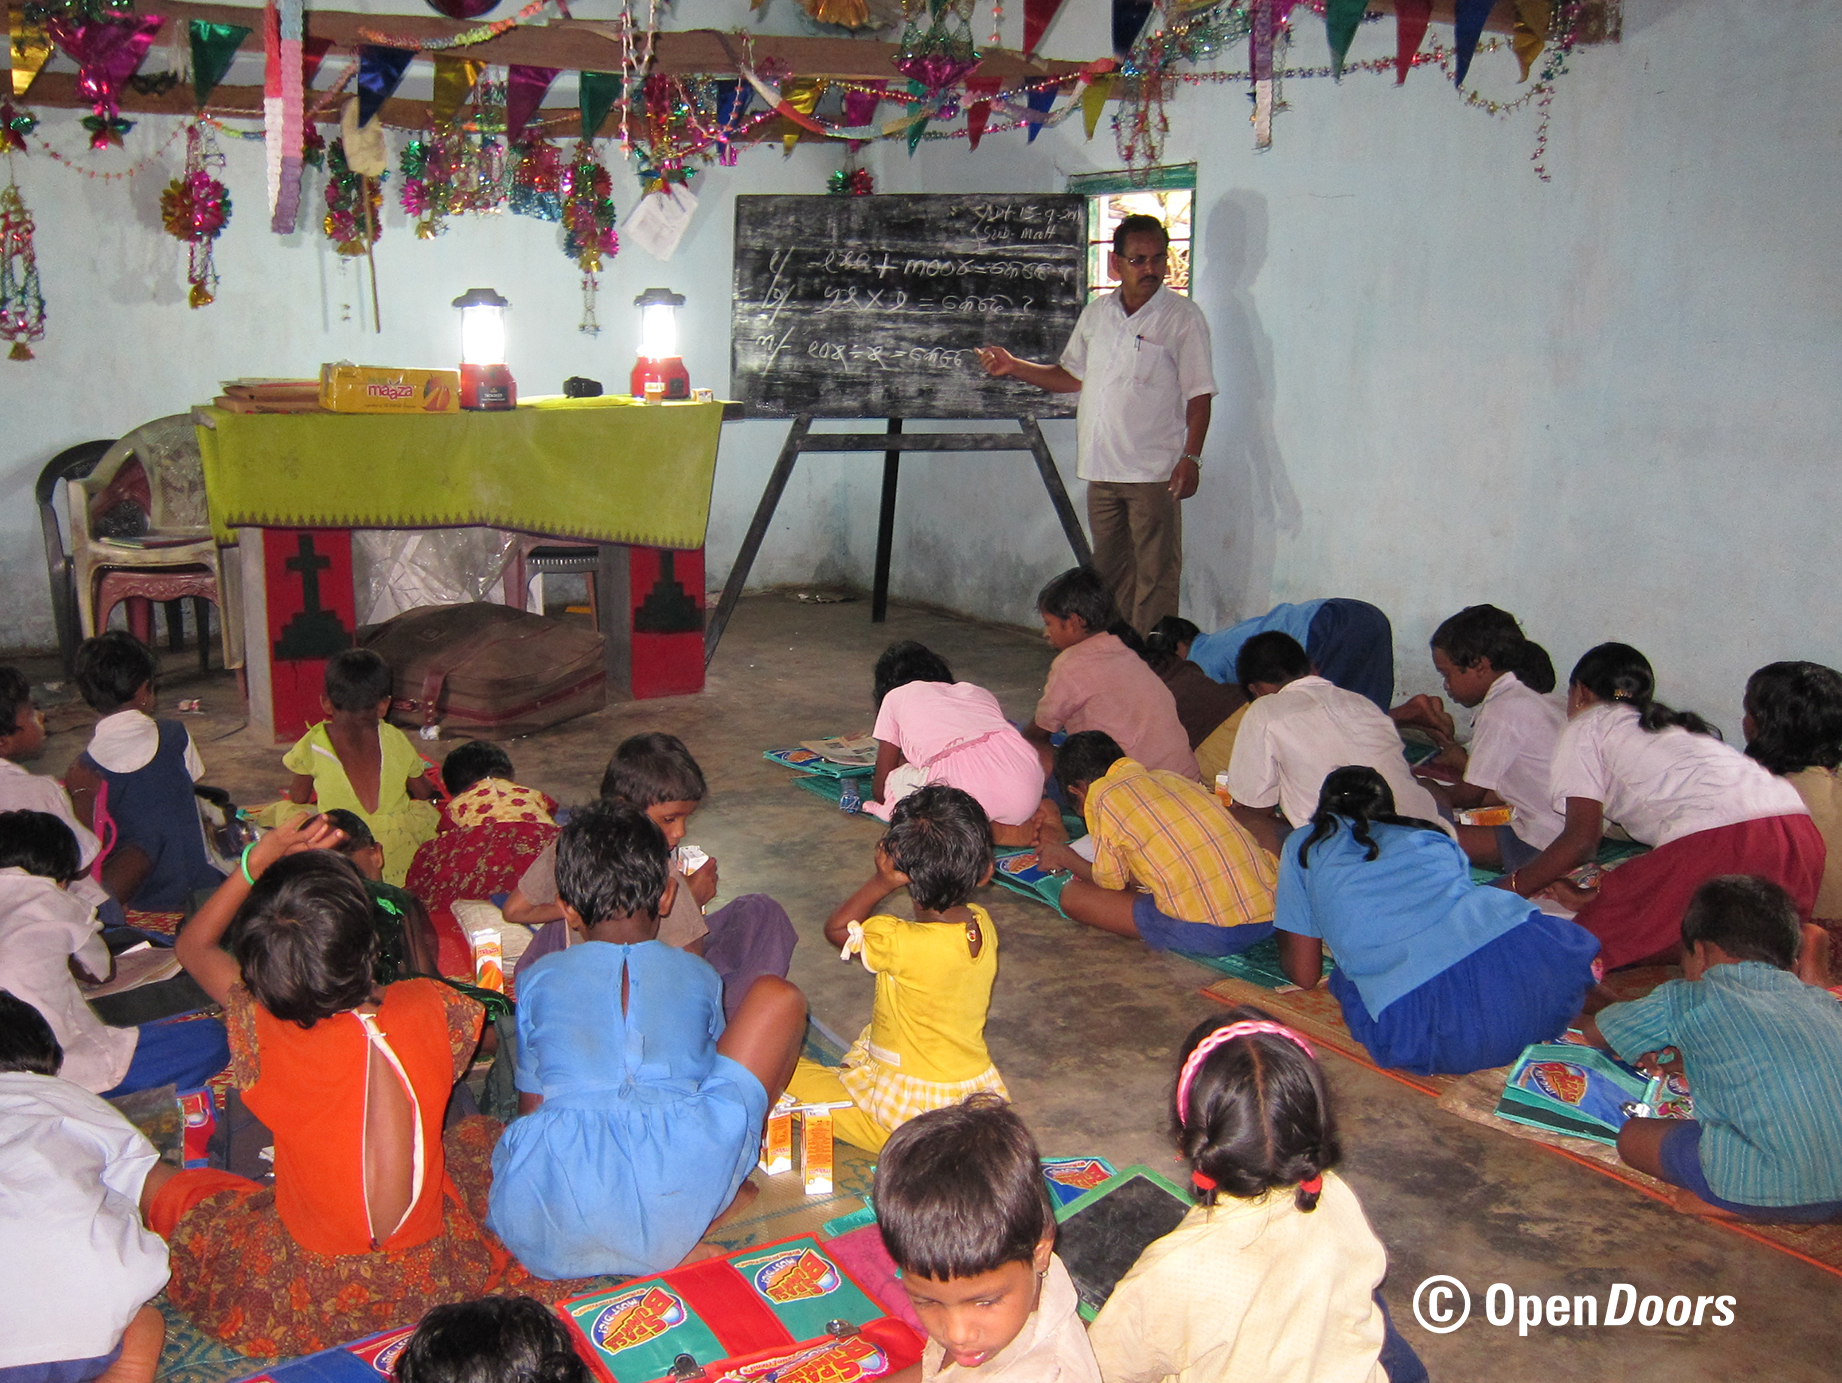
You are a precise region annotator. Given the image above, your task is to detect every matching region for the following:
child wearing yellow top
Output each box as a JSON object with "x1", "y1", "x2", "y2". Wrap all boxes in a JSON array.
[
  {"x1": 283, "y1": 650, "x2": 437, "y2": 886},
  {"x1": 1036, "y1": 731, "x2": 1276, "y2": 957},
  {"x1": 786, "y1": 785, "x2": 1007, "y2": 1153}
]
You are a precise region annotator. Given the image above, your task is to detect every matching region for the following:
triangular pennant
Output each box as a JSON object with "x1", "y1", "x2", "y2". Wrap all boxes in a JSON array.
[
  {"x1": 302, "y1": 35, "x2": 332, "y2": 85},
  {"x1": 1393, "y1": 0, "x2": 1431, "y2": 84},
  {"x1": 8, "y1": 9, "x2": 53, "y2": 99},
  {"x1": 1512, "y1": 0, "x2": 1550, "y2": 81},
  {"x1": 781, "y1": 77, "x2": 825, "y2": 153},
  {"x1": 505, "y1": 64, "x2": 558, "y2": 140},
  {"x1": 842, "y1": 79, "x2": 884, "y2": 130},
  {"x1": 189, "y1": 19, "x2": 249, "y2": 108},
  {"x1": 903, "y1": 78, "x2": 927, "y2": 155},
  {"x1": 1111, "y1": 0, "x2": 1154, "y2": 57},
  {"x1": 1453, "y1": 0, "x2": 1494, "y2": 86},
  {"x1": 431, "y1": 55, "x2": 482, "y2": 131},
  {"x1": 1324, "y1": 0, "x2": 1366, "y2": 79},
  {"x1": 964, "y1": 75, "x2": 1000, "y2": 151},
  {"x1": 1081, "y1": 72, "x2": 1116, "y2": 140},
  {"x1": 578, "y1": 69, "x2": 620, "y2": 141},
  {"x1": 1024, "y1": 81, "x2": 1058, "y2": 143},
  {"x1": 357, "y1": 45, "x2": 415, "y2": 127},
  {"x1": 1023, "y1": 0, "x2": 1066, "y2": 57}
]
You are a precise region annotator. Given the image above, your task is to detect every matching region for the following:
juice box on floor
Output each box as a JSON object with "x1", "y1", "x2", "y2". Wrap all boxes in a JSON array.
[
  {"x1": 319, "y1": 363, "x2": 461, "y2": 413},
  {"x1": 1454, "y1": 805, "x2": 1515, "y2": 827},
  {"x1": 796, "y1": 1101, "x2": 852, "y2": 1196},
  {"x1": 759, "y1": 1095, "x2": 795, "y2": 1176}
]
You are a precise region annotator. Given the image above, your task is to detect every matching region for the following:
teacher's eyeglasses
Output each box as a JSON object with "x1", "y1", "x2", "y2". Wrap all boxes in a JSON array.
[{"x1": 1119, "y1": 253, "x2": 1168, "y2": 268}]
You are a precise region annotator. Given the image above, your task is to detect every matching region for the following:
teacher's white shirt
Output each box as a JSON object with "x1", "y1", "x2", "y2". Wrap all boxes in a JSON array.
[{"x1": 1060, "y1": 284, "x2": 1216, "y2": 484}]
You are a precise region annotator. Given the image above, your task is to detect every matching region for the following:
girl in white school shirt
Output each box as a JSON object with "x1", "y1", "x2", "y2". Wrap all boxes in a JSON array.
[{"x1": 1499, "y1": 643, "x2": 1824, "y2": 972}]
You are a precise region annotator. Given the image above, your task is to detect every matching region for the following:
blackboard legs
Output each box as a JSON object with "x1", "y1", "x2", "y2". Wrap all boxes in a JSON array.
[
  {"x1": 1023, "y1": 415, "x2": 1095, "y2": 568},
  {"x1": 704, "y1": 415, "x2": 811, "y2": 664},
  {"x1": 872, "y1": 418, "x2": 903, "y2": 623}
]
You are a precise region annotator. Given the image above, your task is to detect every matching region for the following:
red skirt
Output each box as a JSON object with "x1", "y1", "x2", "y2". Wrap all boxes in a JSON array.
[{"x1": 1574, "y1": 814, "x2": 1826, "y2": 970}]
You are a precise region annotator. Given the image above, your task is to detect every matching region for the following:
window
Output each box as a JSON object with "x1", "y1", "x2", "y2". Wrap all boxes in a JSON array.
[{"x1": 1068, "y1": 165, "x2": 1196, "y2": 302}]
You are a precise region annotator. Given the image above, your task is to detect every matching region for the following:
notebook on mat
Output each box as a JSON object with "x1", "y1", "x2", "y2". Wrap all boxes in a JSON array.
[
  {"x1": 765, "y1": 746, "x2": 875, "y2": 779},
  {"x1": 1493, "y1": 1043, "x2": 1651, "y2": 1145}
]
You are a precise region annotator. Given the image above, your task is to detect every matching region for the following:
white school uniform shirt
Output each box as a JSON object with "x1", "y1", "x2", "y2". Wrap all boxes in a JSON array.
[
  {"x1": 1462, "y1": 672, "x2": 1567, "y2": 849},
  {"x1": 0, "y1": 757, "x2": 113, "y2": 916},
  {"x1": 1549, "y1": 702, "x2": 1809, "y2": 848},
  {"x1": 1225, "y1": 676, "x2": 1453, "y2": 835},
  {"x1": 86, "y1": 708, "x2": 205, "y2": 779},
  {"x1": 1060, "y1": 284, "x2": 1217, "y2": 484},
  {"x1": 0, "y1": 1072, "x2": 170, "y2": 1367},
  {"x1": 0, "y1": 869, "x2": 137, "y2": 1093}
]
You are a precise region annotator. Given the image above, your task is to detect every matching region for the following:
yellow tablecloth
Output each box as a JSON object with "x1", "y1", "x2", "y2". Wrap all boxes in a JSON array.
[{"x1": 195, "y1": 395, "x2": 723, "y2": 548}]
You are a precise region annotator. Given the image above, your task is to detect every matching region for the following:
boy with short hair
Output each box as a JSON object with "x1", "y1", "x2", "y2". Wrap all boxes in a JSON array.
[
  {"x1": 1586, "y1": 875, "x2": 1842, "y2": 1223},
  {"x1": 1224, "y1": 630, "x2": 1449, "y2": 854},
  {"x1": 64, "y1": 632, "x2": 224, "y2": 910},
  {"x1": 505, "y1": 733, "x2": 795, "y2": 1020},
  {"x1": 1036, "y1": 731, "x2": 1276, "y2": 957}
]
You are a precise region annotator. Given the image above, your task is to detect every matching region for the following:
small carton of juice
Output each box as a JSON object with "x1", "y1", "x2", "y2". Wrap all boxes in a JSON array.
[
  {"x1": 1214, "y1": 772, "x2": 1233, "y2": 806},
  {"x1": 1455, "y1": 805, "x2": 1515, "y2": 828},
  {"x1": 796, "y1": 1101, "x2": 850, "y2": 1196},
  {"x1": 759, "y1": 1094, "x2": 796, "y2": 1176},
  {"x1": 469, "y1": 928, "x2": 505, "y2": 993}
]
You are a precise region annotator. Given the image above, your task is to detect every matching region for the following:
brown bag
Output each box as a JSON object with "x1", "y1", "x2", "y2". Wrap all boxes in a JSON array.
[{"x1": 363, "y1": 603, "x2": 605, "y2": 738}]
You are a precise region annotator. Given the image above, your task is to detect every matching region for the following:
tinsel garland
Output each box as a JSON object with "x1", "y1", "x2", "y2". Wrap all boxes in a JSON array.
[
  {"x1": 508, "y1": 133, "x2": 561, "y2": 221},
  {"x1": 323, "y1": 137, "x2": 383, "y2": 257},
  {"x1": 159, "y1": 122, "x2": 231, "y2": 307},
  {"x1": 559, "y1": 139, "x2": 617, "y2": 334},
  {"x1": 0, "y1": 103, "x2": 37, "y2": 153},
  {"x1": 398, "y1": 127, "x2": 509, "y2": 238},
  {"x1": 0, "y1": 181, "x2": 47, "y2": 360},
  {"x1": 828, "y1": 166, "x2": 874, "y2": 195}
]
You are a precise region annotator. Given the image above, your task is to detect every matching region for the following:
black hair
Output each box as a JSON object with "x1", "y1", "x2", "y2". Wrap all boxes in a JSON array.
[
  {"x1": 1296, "y1": 767, "x2": 1445, "y2": 868},
  {"x1": 554, "y1": 799, "x2": 669, "y2": 926},
  {"x1": 1143, "y1": 617, "x2": 1201, "y2": 668},
  {"x1": 324, "y1": 649, "x2": 393, "y2": 714},
  {"x1": 0, "y1": 810, "x2": 85, "y2": 883},
  {"x1": 440, "y1": 740, "x2": 516, "y2": 796},
  {"x1": 1175, "y1": 1007, "x2": 1340, "y2": 1213},
  {"x1": 1112, "y1": 214, "x2": 1170, "y2": 255},
  {"x1": 226, "y1": 851, "x2": 377, "y2": 1027},
  {"x1": 0, "y1": 667, "x2": 32, "y2": 737},
  {"x1": 882, "y1": 785, "x2": 992, "y2": 914},
  {"x1": 873, "y1": 641, "x2": 955, "y2": 710},
  {"x1": 1054, "y1": 730, "x2": 1126, "y2": 792},
  {"x1": 1235, "y1": 630, "x2": 1311, "y2": 689},
  {"x1": 1570, "y1": 643, "x2": 1717, "y2": 737},
  {"x1": 321, "y1": 807, "x2": 378, "y2": 854},
  {"x1": 597, "y1": 732, "x2": 706, "y2": 808},
  {"x1": 398, "y1": 1296, "x2": 593, "y2": 1383},
  {"x1": 1680, "y1": 875, "x2": 1801, "y2": 971},
  {"x1": 1430, "y1": 605, "x2": 1557, "y2": 695},
  {"x1": 1036, "y1": 566, "x2": 1119, "y2": 639},
  {"x1": 1744, "y1": 661, "x2": 1842, "y2": 777},
  {"x1": 0, "y1": 989, "x2": 62, "y2": 1076},
  {"x1": 874, "y1": 1093, "x2": 1051, "y2": 1280},
  {"x1": 73, "y1": 630, "x2": 156, "y2": 714}
]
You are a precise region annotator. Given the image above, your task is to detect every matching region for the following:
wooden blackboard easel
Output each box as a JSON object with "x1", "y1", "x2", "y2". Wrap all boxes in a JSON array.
[{"x1": 703, "y1": 415, "x2": 1093, "y2": 664}]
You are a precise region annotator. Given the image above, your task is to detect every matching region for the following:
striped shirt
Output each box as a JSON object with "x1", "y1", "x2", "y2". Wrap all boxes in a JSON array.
[
  {"x1": 1084, "y1": 757, "x2": 1276, "y2": 929},
  {"x1": 1597, "y1": 962, "x2": 1842, "y2": 1206}
]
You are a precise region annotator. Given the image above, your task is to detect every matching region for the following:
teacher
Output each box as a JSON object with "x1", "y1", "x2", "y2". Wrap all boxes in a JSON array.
[{"x1": 979, "y1": 214, "x2": 1216, "y2": 632}]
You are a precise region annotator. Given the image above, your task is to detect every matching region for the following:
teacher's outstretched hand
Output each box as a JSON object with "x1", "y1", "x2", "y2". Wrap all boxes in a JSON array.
[{"x1": 976, "y1": 344, "x2": 1082, "y2": 394}]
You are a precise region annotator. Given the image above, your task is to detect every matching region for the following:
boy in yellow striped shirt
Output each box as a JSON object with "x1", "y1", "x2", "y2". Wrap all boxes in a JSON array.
[{"x1": 1035, "y1": 731, "x2": 1278, "y2": 955}]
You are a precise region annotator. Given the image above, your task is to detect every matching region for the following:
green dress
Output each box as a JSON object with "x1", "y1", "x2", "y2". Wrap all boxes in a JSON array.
[{"x1": 282, "y1": 721, "x2": 438, "y2": 885}]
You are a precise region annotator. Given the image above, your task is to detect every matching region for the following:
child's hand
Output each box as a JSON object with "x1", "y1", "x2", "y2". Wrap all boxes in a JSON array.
[
  {"x1": 1035, "y1": 837, "x2": 1080, "y2": 875},
  {"x1": 1033, "y1": 806, "x2": 1069, "y2": 848},
  {"x1": 688, "y1": 856, "x2": 719, "y2": 908},
  {"x1": 1539, "y1": 878, "x2": 1598, "y2": 912},
  {"x1": 1636, "y1": 1046, "x2": 1684, "y2": 1078},
  {"x1": 249, "y1": 812, "x2": 346, "y2": 878},
  {"x1": 873, "y1": 843, "x2": 911, "y2": 891}
]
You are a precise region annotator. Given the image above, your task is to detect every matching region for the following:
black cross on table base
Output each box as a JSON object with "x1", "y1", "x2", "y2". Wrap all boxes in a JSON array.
[{"x1": 273, "y1": 533, "x2": 353, "y2": 662}]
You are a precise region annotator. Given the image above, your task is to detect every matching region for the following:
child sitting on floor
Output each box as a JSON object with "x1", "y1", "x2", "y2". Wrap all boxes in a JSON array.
[
  {"x1": 487, "y1": 801, "x2": 807, "y2": 1279},
  {"x1": 1224, "y1": 631, "x2": 1448, "y2": 856},
  {"x1": 866, "y1": 640, "x2": 1046, "y2": 845},
  {"x1": 1137, "y1": 617, "x2": 1246, "y2": 764},
  {"x1": 1275, "y1": 768, "x2": 1602, "y2": 1076},
  {"x1": 284, "y1": 648, "x2": 438, "y2": 887},
  {"x1": 1508, "y1": 643, "x2": 1822, "y2": 972},
  {"x1": 1087, "y1": 1009, "x2": 1427, "y2": 1383},
  {"x1": 1035, "y1": 731, "x2": 1276, "y2": 958},
  {"x1": 323, "y1": 808, "x2": 441, "y2": 982},
  {"x1": 874, "y1": 1094, "x2": 1100, "y2": 1381},
  {"x1": 1744, "y1": 660, "x2": 1842, "y2": 975},
  {"x1": 0, "y1": 989, "x2": 171, "y2": 1383},
  {"x1": 1393, "y1": 605, "x2": 1565, "y2": 871},
  {"x1": 0, "y1": 666, "x2": 119, "y2": 928},
  {"x1": 63, "y1": 632, "x2": 224, "y2": 910},
  {"x1": 786, "y1": 785, "x2": 1008, "y2": 1154},
  {"x1": 1584, "y1": 876, "x2": 1842, "y2": 1224},
  {"x1": 0, "y1": 810, "x2": 227, "y2": 1096},
  {"x1": 505, "y1": 733, "x2": 796, "y2": 1022},
  {"x1": 1025, "y1": 567, "x2": 1197, "y2": 781},
  {"x1": 397, "y1": 1296, "x2": 593, "y2": 1383}
]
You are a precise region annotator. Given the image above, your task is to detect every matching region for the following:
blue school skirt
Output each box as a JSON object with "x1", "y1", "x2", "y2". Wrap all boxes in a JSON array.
[{"x1": 1327, "y1": 914, "x2": 1600, "y2": 1075}]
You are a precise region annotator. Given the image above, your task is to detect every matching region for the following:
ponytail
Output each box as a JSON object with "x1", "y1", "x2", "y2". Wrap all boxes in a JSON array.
[
  {"x1": 1570, "y1": 643, "x2": 1719, "y2": 738},
  {"x1": 1297, "y1": 766, "x2": 1445, "y2": 868},
  {"x1": 1430, "y1": 604, "x2": 1556, "y2": 694}
]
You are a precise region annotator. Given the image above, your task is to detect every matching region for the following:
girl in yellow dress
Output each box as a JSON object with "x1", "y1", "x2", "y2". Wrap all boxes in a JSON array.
[{"x1": 786, "y1": 784, "x2": 1007, "y2": 1152}]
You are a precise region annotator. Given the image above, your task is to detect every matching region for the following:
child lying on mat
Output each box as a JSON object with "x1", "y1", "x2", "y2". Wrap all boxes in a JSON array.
[
  {"x1": 786, "y1": 786, "x2": 1008, "y2": 1154},
  {"x1": 505, "y1": 732, "x2": 796, "y2": 1022},
  {"x1": 1034, "y1": 731, "x2": 1276, "y2": 959},
  {"x1": 1274, "y1": 769, "x2": 1601, "y2": 1077},
  {"x1": 874, "y1": 1095, "x2": 1100, "y2": 1381},
  {"x1": 866, "y1": 640, "x2": 1046, "y2": 847},
  {"x1": 487, "y1": 801, "x2": 807, "y2": 1279},
  {"x1": 1583, "y1": 875, "x2": 1842, "y2": 1224}
]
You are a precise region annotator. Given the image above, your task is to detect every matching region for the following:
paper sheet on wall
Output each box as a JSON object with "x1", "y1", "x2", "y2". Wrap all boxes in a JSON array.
[{"x1": 622, "y1": 185, "x2": 699, "y2": 262}]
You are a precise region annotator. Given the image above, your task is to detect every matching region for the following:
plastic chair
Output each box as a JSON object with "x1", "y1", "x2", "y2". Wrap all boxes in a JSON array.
[
  {"x1": 37, "y1": 439, "x2": 117, "y2": 673},
  {"x1": 67, "y1": 415, "x2": 244, "y2": 671}
]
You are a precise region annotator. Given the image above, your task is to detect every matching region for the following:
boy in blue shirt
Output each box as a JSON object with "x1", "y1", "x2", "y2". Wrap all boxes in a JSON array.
[{"x1": 1584, "y1": 875, "x2": 1842, "y2": 1223}]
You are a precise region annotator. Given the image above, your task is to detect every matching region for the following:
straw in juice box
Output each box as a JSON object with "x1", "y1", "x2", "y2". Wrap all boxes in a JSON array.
[{"x1": 470, "y1": 928, "x2": 505, "y2": 993}]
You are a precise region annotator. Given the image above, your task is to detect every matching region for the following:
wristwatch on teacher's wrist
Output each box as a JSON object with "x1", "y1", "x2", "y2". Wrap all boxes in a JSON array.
[{"x1": 1179, "y1": 453, "x2": 1201, "y2": 465}]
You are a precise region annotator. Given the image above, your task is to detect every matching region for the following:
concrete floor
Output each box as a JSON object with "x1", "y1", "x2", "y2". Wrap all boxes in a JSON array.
[{"x1": 20, "y1": 594, "x2": 1840, "y2": 1380}]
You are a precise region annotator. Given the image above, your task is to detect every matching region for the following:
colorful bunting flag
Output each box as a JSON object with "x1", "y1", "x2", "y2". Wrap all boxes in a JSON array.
[
  {"x1": 357, "y1": 46, "x2": 416, "y2": 127},
  {"x1": 964, "y1": 74, "x2": 1000, "y2": 150},
  {"x1": 1024, "y1": 80, "x2": 1058, "y2": 143},
  {"x1": 1512, "y1": 0, "x2": 1550, "y2": 81},
  {"x1": 506, "y1": 64, "x2": 558, "y2": 140},
  {"x1": 1081, "y1": 72, "x2": 1116, "y2": 140},
  {"x1": 1324, "y1": 0, "x2": 1366, "y2": 79},
  {"x1": 431, "y1": 56, "x2": 483, "y2": 131},
  {"x1": 1394, "y1": 0, "x2": 1431, "y2": 84},
  {"x1": 781, "y1": 77, "x2": 825, "y2": 152},
  {"x1": 1453, "y1": 0, "x2": 1494, "y2": 86},
  {"x1": 1023, "y1": 0, "x2": 1065, "y2": 57},
  {"x1": 9, "y1": 3, "x2": 52, "y2": 99},
  {"x1": 578, "y1": 70, "x2": 621, "y2": 141},
  {"x1": 189, "y1": 20, "x2": 249, "y2": 110}
]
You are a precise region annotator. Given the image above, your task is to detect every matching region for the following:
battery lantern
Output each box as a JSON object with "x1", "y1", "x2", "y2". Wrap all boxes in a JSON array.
[
  {"x1": 452, "y1": 287, "x2": 516, "y2": 411},
  {"x1": 630, "y1": 287, "x2": 690, "y2": 401}
]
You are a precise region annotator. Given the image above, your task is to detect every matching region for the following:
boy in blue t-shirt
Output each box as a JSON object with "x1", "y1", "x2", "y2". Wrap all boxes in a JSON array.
[{"x1": 1584, "y1": 875, "x2": 1842, "y2": 1223}]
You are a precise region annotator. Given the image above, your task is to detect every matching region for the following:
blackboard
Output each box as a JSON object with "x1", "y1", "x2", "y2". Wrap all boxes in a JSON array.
[
  {"x1": 1053, "y1": 1167, "x2": 1193, "y2": 1318},
  {"x1": 731, "y1": 194, "x2": 1088, "y2": 419}
]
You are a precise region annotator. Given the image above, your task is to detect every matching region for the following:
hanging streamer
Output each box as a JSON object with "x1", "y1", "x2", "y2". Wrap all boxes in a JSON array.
[
  {"x1": 0, "y1": 179, "x2": 45, "y2": 360},
  {"x1": 578, "y1": 70, "x2": 621, "y2": 141},
  {"x1": 505, "y1": 63, "x2": 557, "y2": 140},
  {"x1": 1393, "y1": 0, "x2": 1430, "y2": 85},
  {"x1": 189, "y1": 20, "x2": 249, "y2": 110},
  {"x1": 44, "y1": 13, "x2": 161, "y2": 148},
  {"x1": 161, "y1": 122, "x2": 231, "y2": 308},
  {"x1": 431, "y1": 55, "x2": 483, "y2": 130},
  {"x1": 1452, "y1": 0, "x2": 1494, "y2": 86},
  {"x1": 1512, "y1": 0, "x2": 1550, "y2": 82},
  {"x1": 9, "y1": 7, "x2": 52, "y2": 99}
]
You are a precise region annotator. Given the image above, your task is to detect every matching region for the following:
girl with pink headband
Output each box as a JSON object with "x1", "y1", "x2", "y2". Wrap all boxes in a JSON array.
[{"x1": 1088, "y1": 1008, "x2": 1428, "y2": 1383}]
